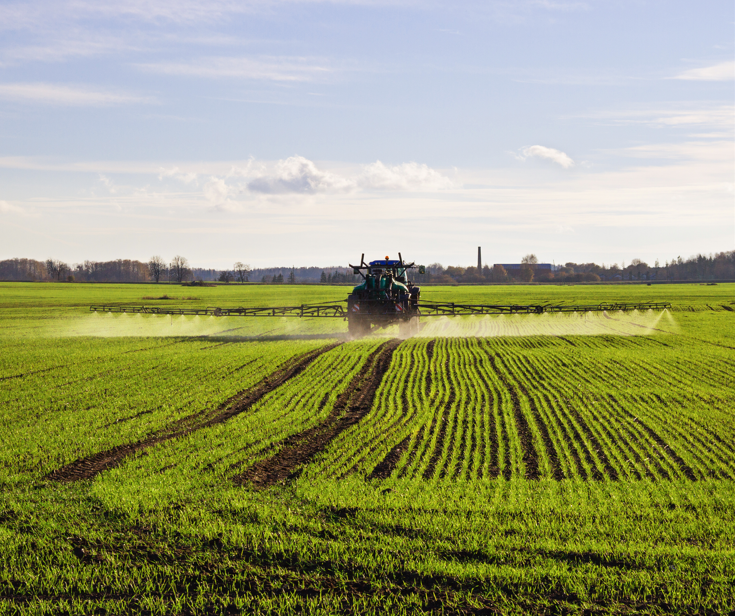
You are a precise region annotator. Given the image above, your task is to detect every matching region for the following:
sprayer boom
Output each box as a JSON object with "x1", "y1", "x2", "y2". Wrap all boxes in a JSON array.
[
  {"x1": 89, "y1": 300, "x2": 670, "y2": 318},
  {"x1": 416, "y1": 301, "x2": 671, "y2": 316},
  {"x1": 89, "y1": 304, "x2": 346, "y2": 317},
  {"x1": 90, "y1": 254, "x2": 671, "y2": 336}
]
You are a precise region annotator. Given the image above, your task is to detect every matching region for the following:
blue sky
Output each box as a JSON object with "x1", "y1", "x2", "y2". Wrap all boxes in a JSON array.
[{"x1": 0, "y1": 0, "x2": 732, "y2": 268}]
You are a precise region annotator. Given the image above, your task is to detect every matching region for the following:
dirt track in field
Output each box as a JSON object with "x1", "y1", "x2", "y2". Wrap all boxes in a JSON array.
[
  {"x1": 368, "y1": 436, "x2": 410, "y2": 480},
  {"x1": 47, "y1": 343, "x2": 341, "y2": 483},
  {"x1": 235, "y1": 339, "x2": 401, "y2": 488}
]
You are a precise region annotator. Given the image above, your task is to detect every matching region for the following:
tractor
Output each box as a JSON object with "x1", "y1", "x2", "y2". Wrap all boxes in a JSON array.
[{"x1": 346, "y1": 254, "x2": 422, "y2": 337}]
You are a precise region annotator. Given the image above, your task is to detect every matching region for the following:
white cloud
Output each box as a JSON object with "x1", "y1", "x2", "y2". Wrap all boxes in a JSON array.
[
  {"x1": 159, "y1": 166, "x2": 198, "y2": 184},
  {"x1": 674, "y1": 61, "x2": 734, "y2": 82},
  {"x1": 244, "y1": 156, "x2": 454, "y2": 195},
  {"x1": 573, "y1": 104, "x2": 734, "y2": 133},
  {"x1": 0, "y1": 200, "x2": 33, "y2": 216},
  {"x1": 203, "y1": 176, "x2": 240, "y2": 211},
  {"x1": 517, "y1": 145, "x2": 575, "y2": 168},
  {"x1": 247, "y1": 156, "x2": 354, "y2": 194},
  {"x1": 530, "y1": 0, "x2": 588, "y2": 11},
  {"x1": 358, "y1": 160, "x2": 455, "y2": 190},
  {"x1": 0, "y1": 83, "x2": 154, "y2": 106},
  {"x1": 0, "y1": 36, "x2": 135, "y2": 66},
  {"x1": 98, "y1": 175, "x2": 117, "y2": 193},
  {"x1": 0, "y1": 0, "x2": 409, "y2": 29},
  {"x1": 136, "y1": 56, "x2": 333, "y2": 82}
]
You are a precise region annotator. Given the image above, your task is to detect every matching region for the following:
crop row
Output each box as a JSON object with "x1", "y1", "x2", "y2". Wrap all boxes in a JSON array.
[
  {"x1": 305, "y1": 335, "x2": 734, "y2": 482},
  {"x1": 92, "y1": 340, "x2": 384, "y2": 507},
  {"x1": 0, "y1": 337, "x2": 328, "y2": 484},
  {"x1": 6, "y1": 330, "x2": 731, "y2": 488}
]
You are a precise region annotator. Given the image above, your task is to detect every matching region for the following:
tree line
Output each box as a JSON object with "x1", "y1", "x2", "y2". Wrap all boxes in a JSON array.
[
  {"x1": 411, "y1": 251, "x2": 735, "y2": 284},
  {"x1": 1, "y1": 251, "x2": 732, "y2": 283},
  {"x1": 0, "y1": 256, "x2": 198, "y2": 283}
]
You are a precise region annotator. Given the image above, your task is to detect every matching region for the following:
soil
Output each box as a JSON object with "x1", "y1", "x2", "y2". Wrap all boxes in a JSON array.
[
  {"x1": 368, "y1": 436, "x2": 410, "y2": 480},
  {"x1": 47, "y1": 343, "x2": 341, "y2": 483},
  {"x1": 235, "y1": 339, "x2": 401, "y2": 487}
]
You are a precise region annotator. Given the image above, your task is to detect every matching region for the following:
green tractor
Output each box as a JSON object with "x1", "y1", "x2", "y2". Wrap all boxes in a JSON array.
[{"x1": 347, "y1": 254, "x2": 424, "y2": 337}]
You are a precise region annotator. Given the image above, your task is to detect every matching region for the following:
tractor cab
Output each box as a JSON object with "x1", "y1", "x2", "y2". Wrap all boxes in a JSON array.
[{"x1": 347, "y1": 254, "x2": 423, "y2": 336}]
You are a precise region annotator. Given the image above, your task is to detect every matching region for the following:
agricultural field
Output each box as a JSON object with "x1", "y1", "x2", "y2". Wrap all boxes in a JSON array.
[{"x1": 0, "y1": 281, "x2": 733, "y2": 615}]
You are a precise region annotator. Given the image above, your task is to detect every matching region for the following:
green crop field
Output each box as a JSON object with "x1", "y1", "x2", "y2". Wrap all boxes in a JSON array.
[{"x1": 0, "y1": 282, "x2": 733, "y2": 615}]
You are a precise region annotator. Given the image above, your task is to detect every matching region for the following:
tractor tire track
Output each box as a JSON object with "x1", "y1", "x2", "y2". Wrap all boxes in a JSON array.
[
  {"x1": 47, "y1": 344, "x2": 341, "y2": 483},
  {"x1": 235, "y1": 339, "x2": 401, "y2": 488},
  {"x1": 337, "y1": 340, "x2": 424, "y2": 479},
  {"x1": 368, "y1": 436, "x2": 410, "y2": 480}
]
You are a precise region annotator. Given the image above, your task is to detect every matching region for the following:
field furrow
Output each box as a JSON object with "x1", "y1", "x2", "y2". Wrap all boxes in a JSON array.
[
  {"x1": 487, "y1": 352, "x2": 540, "y2": 479},
  {"x1": 471, "y1": 354, "x2": 501, "y2": 479},
  {"x1": 48, "y1": 343, "x2": 340, "y2": 482},
  {"x1": 498, "y1": 352, "x2": 566, "y2": 480}
]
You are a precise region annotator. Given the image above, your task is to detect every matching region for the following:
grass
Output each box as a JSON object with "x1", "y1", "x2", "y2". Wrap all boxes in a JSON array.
[{"x1": 0, "y1": 282, "x2": 733, "y2": 614}]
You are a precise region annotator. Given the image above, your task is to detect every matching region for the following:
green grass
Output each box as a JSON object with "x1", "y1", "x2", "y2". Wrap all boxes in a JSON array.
[{"x1": 0, "y1": 282, "x2": 733, "y2": 614}]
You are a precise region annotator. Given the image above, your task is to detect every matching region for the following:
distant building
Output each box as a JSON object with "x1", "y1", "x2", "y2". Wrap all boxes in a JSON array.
[{"x1": 494, "y1": 263, "x2": 561, "y2": 272}]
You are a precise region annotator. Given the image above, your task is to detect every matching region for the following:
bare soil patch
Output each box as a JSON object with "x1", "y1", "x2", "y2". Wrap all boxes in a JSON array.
[{"x1": 368, "y1": 436, "x2": 410, "y2": 480}]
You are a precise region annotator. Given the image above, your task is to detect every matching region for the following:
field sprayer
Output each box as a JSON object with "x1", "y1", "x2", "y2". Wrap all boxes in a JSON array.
[{"x1": 89, "y1": 254, "x2": 671, "y2": 336}]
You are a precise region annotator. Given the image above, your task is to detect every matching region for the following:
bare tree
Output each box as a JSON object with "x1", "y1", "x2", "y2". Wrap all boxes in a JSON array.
[
  {"x1": 148, "y1": 256, "x2": 166, "y2": 283},
  {"x1": 219, "y1": 270, "x2": 233, "y2": 283},
  {"x1": 521, "y1": 254, "x2": 538, "y2": 266},
  {"x1": 170, "y1": 255, "x2": 190, "y2": 283},
  {"x1": 233, "y1": 262, "x2": 250, "y2": 283},
  {"x1": 45, "y1": 259, "x2": 69, "y2": 281}
]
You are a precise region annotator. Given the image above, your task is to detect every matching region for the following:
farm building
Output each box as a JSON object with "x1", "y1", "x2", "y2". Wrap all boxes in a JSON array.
[{"x1": 494, "y1": 263, "x2": 561, "y2": 272}]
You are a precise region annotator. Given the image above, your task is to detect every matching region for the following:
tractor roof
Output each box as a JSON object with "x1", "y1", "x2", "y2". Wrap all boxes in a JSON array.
[{"x1": 369, "y1": 259, "x2": 402, "y2": 267}]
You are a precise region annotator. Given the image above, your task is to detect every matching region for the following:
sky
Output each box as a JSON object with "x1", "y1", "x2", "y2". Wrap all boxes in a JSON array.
[{"x1": 0, "y1": 0, "x2": 733, "y2": 269}]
